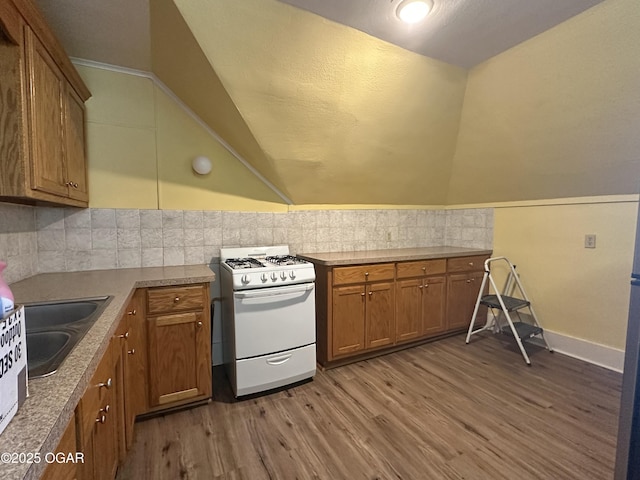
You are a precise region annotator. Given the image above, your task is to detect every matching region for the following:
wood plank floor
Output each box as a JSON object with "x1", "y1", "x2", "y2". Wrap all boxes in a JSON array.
[{"x1": 116, "y1": 334, "x2": 622, "y2": 480}]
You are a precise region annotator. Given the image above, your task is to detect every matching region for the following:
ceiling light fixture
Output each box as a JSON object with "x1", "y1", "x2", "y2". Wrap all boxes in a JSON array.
[{"x1": 396, "y1": 0, "x2": 433, "y2": 24}]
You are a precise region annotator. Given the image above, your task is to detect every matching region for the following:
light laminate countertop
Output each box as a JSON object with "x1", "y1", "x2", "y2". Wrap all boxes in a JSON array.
[
  {"x1": 297, "y1": 246, "x2": 492, "y2": 266},
  {"x1": 0, "y1": 265, "x2": 215, "y2": 480}
]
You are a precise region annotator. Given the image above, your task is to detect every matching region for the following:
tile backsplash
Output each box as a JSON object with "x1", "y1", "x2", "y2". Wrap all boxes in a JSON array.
[
  {"x1": 0, "y1": 203, "x2": 37, "y2": 284},
  {"x1": 0, "y1": 205, "x2": 493, "y2": 281}
]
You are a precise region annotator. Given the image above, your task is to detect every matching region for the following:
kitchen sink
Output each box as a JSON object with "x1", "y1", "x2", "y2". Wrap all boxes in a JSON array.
[{"x1": 24, "y1": 296, "x2": 112, "y2": 378}]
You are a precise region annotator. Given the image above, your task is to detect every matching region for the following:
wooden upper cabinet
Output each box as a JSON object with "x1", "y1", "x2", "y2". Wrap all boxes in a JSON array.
[{"x1": 0, "y1": 0, "x2": 90, "y2": 207}]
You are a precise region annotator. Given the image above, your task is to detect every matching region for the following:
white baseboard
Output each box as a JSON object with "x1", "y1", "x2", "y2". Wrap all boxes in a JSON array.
[{"x1": 538, "y1": 329, "x2": 624, "y2": 373}]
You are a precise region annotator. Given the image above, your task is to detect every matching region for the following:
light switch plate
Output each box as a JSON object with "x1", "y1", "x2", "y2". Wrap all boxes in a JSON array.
[{"x1": 585, "y1": 234, "x2": 596, "y2": 249}]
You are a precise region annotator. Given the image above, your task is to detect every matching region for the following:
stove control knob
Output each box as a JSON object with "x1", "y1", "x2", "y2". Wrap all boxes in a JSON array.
[
  {"x1": 289, "y1": 270, "x2": 296, "y2": 279},
  {"x1": 261, "y1": 273, "x2": 268, "y2": 282},
  {"x1": 271, "y1": 272, "x2": 278, "y2": 281},
  {"x1": 280, "y1": 271, "x2": 287, "y2": 280},
  {"x1": 241, "y1": 274, "x2": 250, "y2": 284}
]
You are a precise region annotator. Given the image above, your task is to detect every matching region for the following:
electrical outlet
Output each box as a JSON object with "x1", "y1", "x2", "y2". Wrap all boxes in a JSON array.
[{"x1": 585, "y1": 234, "x2": 596, "y2": 249}]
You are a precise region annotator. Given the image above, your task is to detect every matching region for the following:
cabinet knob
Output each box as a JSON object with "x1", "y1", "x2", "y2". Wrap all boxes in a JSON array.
[
  {"x1": 127, "y1": 309, "x2": 137, "y2": 316},
  {"x1": 368, "y1": 291, "x2": 373, "y2": 296},
  {"x1": 418, "y1": 285, "x2": 423, "y2": 289},
  {"x1": 174, "y1": 297, "x2": 180, "y2": 303},
  {"x1": 197, "y1": 321, "x2": 203, "y2": 328},
  {"x1": 422, "y1": 267, "x2": 426, "y2": 272},
  {"x1": 364, "y1": 272, "x2": 369, "y2": 276},
  {"x1": 118, "y1": 331, "x2": 129, "y2": 339},
  {"x1": 361, "y1": 293, "x2": 365, "y2": 297},
  {"x1": 99, "y1": 405, "x2": 110, "y2": 414},
  {"x1": 468, "y1": 262, "x2": 474, "y2": 267},
  {"x1": 96, "y1": 414, "x2": 106, "y2": 424},
  {"x1": 127, "y1": 348, "x2": 135, "y2": 355},
  {"x1": 466, "y1": 279, "x2": 471, "y2": 284},
  {"x1": 98, "y1": 378, "x2": 112, "y2": 390}
]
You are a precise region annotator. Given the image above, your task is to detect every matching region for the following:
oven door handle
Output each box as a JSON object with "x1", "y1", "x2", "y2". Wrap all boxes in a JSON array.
[{"x1": 235, "y1": 284, "x2": 314, "y2": 299}]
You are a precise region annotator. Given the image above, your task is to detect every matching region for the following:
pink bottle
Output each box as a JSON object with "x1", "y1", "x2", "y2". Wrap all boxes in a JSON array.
[{"x1": 0, "y1": 260, "x2": 15, "y2": 314}]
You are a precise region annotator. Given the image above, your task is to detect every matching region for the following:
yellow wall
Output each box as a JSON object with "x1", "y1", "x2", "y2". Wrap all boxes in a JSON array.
[
  {"x1": 78, "y1": 64, "x2": 287, "y2": 211},
  {"x1": 174, "y1": 0, "x2": 468, "y2": 206},
  {"x1": 492, "y1": 198, "x2": 638, "y2": 349},
  {"x1": 448, "y1": 0, "x2": 640, "y2": 204}
]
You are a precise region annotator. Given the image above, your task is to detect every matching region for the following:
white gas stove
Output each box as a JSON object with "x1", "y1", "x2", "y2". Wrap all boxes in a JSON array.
[
  {"x1": 221, "y1": 245, "x2": 316, "y2": 290},
  {"x1": 220, "y1": 245, "x2": 316, "y2": 397}
]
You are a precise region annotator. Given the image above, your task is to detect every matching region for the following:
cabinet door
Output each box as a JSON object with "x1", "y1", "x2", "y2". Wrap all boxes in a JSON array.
[
  {"x1": 446, "y1": 272, "x2": 484, "y2": 330},
  {"x1": 124, "y1": 290, "x2": 147, "y2": 443},
  {"x1": 63, "y1": 86, "x2": 88, "y2": 202},
  {"x1": 40, "y1": 414, "x2": 77, "y2": 480},
  {"x1": 332, "y1": 285, "x2": 365, "y2": 357},
  {"x1": 24, "y1": 27, "x2": 67, "y2": 197},
  {"x1": 395, "y1": 278, "x2": 423, "y2": 343},
  {"x1": 77, "y1": 341, "x2": 119, "y2": 480},
  {"x1": 148, "y1": 311, "x2": 210, "y2": 407},
  {"x1": 423, "y1": 276, "x2": 446, "y2": 336},
  {"x1": 366, "y1": 282, "x2": 395, "y2": 349}
]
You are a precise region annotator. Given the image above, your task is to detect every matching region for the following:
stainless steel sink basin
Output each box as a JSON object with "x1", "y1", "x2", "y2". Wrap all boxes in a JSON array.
[{"x1": 24, "y1": 296, "x2": 112, "y2": 378}]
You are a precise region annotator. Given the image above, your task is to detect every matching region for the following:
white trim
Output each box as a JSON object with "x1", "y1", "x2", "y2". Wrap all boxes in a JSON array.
[
  {"x1": 71, "y1": 58, "x2": 293, "y2": 205},
  {"x1": 534, "y1": 329, "x2": 625, "y2": 373}
]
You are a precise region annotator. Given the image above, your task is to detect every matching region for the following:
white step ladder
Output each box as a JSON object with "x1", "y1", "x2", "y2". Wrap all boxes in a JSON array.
[{"x1": 465, "y1": 256, "x2": 553, "y2": 365}]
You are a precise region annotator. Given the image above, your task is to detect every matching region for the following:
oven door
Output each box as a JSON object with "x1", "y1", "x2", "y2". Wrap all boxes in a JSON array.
[{"x1": 233, "y1": 283, "x2": 316, "y2": 359}]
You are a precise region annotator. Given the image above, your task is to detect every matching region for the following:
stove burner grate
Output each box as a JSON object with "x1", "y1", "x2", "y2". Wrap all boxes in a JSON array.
[
  {"x1": 265, "y1": 255, "x2": 308, "y2": 267},
  {"x1": 225, "y1": 257, "x2": 265, "y2": 269}
]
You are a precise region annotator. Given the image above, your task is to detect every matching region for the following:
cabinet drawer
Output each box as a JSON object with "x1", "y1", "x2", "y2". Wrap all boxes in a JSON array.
[
  {"x1": 147, "y1": 285, "x2": 205, "y2": 315},
  {"x1": 333, "y1": 263, "x2": 395, "y2": 285},
  {"x1": 396, "y1": 259, "x2": 446, "y2": 278},
  {"x1": 447, "y1": 255, "x2": 490, "y2": 273}
]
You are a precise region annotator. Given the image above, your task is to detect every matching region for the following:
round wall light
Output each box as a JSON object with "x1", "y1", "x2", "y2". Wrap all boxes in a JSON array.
[
  {"x1": 396, "y1": 0, "x2": 433, "y2": 24},
  {"x1": 192, "y1": 156, "x2": 212, "y2": 175}
]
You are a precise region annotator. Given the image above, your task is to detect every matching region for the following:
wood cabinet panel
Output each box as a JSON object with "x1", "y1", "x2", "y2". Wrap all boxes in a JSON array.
[
  {"x1": 446, "y1": 272, "x2": 485, "y2": 330},
  {"x1": 123, "y1": 290, "x2": 147, "y2": 441},
  {"x1": 77, "y1": 340, "x2": 119, "y2": 480},
  {"x1": 447, "y1": 255, "x2": 490, "y2": 273},
  {"x1": 146, "y1": 283, "x2": 212, "y2": 410},
  {"x1": 365, "y1": 282, "x2": 395, "y2": 349},
  {"x1": 147, "y1": 285, "x2": 205, "y2": 315},
  {"x1": 332, "y1": 285, "x2": 366, "y2": 357},
  {"x1": 0, "y1": 0, "x2": 90, "y2": 207},
  {"x1": 333, "y1": 263, "x2": 394, "y2": 285},
  {"x1": 63, "y1": 86, "x2": 88, "y2": 202},
  {"x1": 395, "y1": 278, "x2": 423, "y2": 343},
  {"x1": 396, "y1": 259, "x2": 446, "y2": 278},
  {"x1": 40, "y1": 414, "x2": 77, "y2": 480},
  {"x1": 25, "y1": 26, "x2": 67, "y2": 197},
  {"x1": 423, "y1": 276, "x2": 446, "y2": 335}
]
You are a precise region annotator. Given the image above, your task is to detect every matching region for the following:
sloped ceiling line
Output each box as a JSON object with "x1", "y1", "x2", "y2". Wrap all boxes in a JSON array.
[{"x1": 72, "y1": 58, "x2": 293, "y2": 205}]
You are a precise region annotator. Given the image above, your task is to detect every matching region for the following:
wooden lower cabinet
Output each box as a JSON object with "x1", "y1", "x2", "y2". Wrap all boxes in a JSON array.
[
  {"x1": 332, "y1": 285, "x2": 366, "y2": 357},
  {"x1": 43, "y1": 282, "x2": 212, "y2": 480},
  {"x1": 365, "y1": 282, "x2": 395, "y2": 349},
  {"x1": 396, "y1": 275, "x2": 446, "y2": 343},
  {"x1": 40, "y1": 414, "x2": 77, "y2": 480},
  {"x1": 146, "y1": 284, "x2": 212, "y2": 410},
  {"x1": 446, "y1": 255, "x2": 489, "y2": 331},
  {"x1": 77, "y1": 338, "x2": 119, "y2": 480},
  {"x1": 122, "y1": 290, "x2": 147, "y2": 449},
  {"x1": 332, "y1": 281, "x2": 395, "y2": 357},
  {"x1": 312, "y1": 253, "x2": 491, "y2": 367}
]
